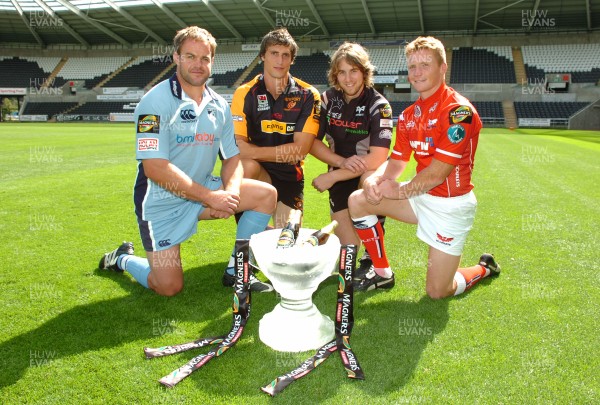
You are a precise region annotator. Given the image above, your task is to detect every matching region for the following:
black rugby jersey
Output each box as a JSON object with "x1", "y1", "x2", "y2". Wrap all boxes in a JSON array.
[
  {"x1": 231, "y1": 74, "x2": 320, "y2": 181},
  {"x1": 318, "y1": 86, "x2": 393, "y2": 168}
]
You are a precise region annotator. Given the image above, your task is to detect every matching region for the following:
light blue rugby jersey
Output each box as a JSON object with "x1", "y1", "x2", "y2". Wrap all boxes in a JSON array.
[{"x1": 133, "y1": 74, "x2": 238, "y2": 220}]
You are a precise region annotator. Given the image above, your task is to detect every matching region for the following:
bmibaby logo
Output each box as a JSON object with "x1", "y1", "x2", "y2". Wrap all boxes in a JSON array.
[
  {"x1": 138, "y1": 138, "x2": 159, "y2": 151},
  {"x1": 176, "y1": 132, "x2": 215, "y2": 146},
  {"x1": 261, "y1": 120, "x2": 294, "y2": 135},
  {"x1": 138, "y1": 114, "x2": 160, "y2": 133}
]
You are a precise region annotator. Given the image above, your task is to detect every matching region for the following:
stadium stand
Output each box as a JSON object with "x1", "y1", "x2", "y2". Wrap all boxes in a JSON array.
[
  {"x1": 68, "y1": 102, "x2": 135, "y2": 115},
  {"x1": 389, "y1": 101, "x2": 413, "y2": 116},
  {"x1": 22, "y1": 102, "x2": 78, "y2": 117},
  {"x1": 235, "y1": 53, "x2": 330, "y2": 87},
  {"x1": 54, "y1": 57, "x2": 130, "y2": 89},
  {"x1": 472, "y1": 101, "x2": 505, "y2": 126},
  {"x1": 514, "y1": 101, "x2": 590, "y2": 126},
  {"x1": 103, "y1": 56, "x2": 172, "y2": 88},
  {"x1": 210, "y1": 51, "x2": 257, "y2": 87},
  {"x1": 212, "y1": 67, "x2": 245, "y2": 87},
  {"x1": 0, "y1": 56, "x2": 54, "y2": 88},
  {"x1": 522, "y1": 44, "x2": 600, "y2": 83},
  {"x1": 450, "y1": 47, "x2": 516, "y2": 83}
]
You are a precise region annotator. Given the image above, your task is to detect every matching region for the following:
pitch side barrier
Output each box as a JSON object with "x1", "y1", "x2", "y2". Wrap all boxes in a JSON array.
[{"x1": 55, "y1": 114, "x2": 110, "y2": 122}]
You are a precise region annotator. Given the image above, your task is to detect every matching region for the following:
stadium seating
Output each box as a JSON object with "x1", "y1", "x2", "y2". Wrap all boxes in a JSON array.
[
  {"x1": 68, "y1": 102, "x2": 134, "y2": 115},
  {"x1": 472, "y1": 101, "x2": 505, "y2": 126},
  {"x1": 514, "y1": 101, "x2": 589, "y2": 120},
  {"x1": 103, "y1": 56, "x2": 172, "y2": 88},
  {"x1": 522, "y1": 44, "x2": 600, "y2": 83},
  {"x1": 450, "y1": 47, "x2": 516, "y2": 83},
  {"x1": 22, "y1": 102, "x2": 78, "y2": 117},
  {"x1": 55, "y1": 57, "x2": 130, "y2": 89},
  {"x1": 0, "y1": 56, "x2": 53, "y2": 88},
  {"x1": 237, "y1": 52, "x2": 330, "y2": 87}
]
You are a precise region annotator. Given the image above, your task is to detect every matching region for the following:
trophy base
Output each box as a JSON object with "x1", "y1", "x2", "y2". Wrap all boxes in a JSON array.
[{"x1": 259, "y1": 302, "x2": 334, "y2": 352}]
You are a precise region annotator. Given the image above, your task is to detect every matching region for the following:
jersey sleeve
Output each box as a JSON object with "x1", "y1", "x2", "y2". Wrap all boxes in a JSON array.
[
  {"x1": 135, "y1": 94, "x2": 171, "y2": 161},
  {"x1": 368, "y1": 99, "x2": 393, "y2": 149},
  {"x1": 219, "y1": 102, "x2": 240, "y2": 160},
  {"x1": 231, "y1": 86, "x2": 249, "y2": 138},
  {"x1": 433, "y1": 103, "x2": 481, "y2": 165},
  {"x1": 390, "y1": 110, "x2": 412, "y2": 162},
  {"x1": 295, "y1": 86, "x2": 321, "y2": 136}
]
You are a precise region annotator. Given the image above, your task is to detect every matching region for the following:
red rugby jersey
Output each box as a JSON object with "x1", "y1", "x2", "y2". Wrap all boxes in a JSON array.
[{"x1": 391, "y1": 83, "x2": 482, "y2": 197}]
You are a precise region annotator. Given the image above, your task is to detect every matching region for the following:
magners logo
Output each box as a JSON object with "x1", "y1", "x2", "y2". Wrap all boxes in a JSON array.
[
  {"x1": 449, "y1": 105, "x2": 473, "y2": 124},
  {"x1": 137, "y1": 114, "x2": 160, "y2": 133}
]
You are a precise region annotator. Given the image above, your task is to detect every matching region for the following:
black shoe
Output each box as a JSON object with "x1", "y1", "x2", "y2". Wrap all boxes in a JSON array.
[
  {"x1": 99, "y1": 242, "x2": 134, "y2": 272},
  {"x1": 353, "y1": 266, "x2": 395, "y2": 292},
  {"x1": 479, "y1": 253, "x2": 501, "y2": 276},
  {"x1": 354, "y1": 257, "x2": 373, "y2": 280},
  {"x1": 222, "y1": 268, "x2": 274, "y2": 293}
]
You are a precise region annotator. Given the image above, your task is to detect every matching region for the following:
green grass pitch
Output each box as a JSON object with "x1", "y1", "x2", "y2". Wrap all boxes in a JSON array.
[{"x1": 0, "y1": 123, "x2": 598, "y2": 403}]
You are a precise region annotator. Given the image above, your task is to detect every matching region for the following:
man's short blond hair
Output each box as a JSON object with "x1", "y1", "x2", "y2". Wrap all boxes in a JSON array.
[
  {"x1": 173, "y1": 26, "x2": 217, "y2": 57},
  {"x1": 328, "y1": 42, "x2": 374, "y2": 89},
  {"x1": 404, "y1": 36, "x2": 446, "y2": 66}
]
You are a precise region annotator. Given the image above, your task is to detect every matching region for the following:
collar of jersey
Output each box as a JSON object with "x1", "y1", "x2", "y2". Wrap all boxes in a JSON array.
[
  {"x1": 168, "y1": 73, "x2": 215, "y2": 104},
  {"x1": 258, "y1": 73, "x2": 296, "y2": 95}
]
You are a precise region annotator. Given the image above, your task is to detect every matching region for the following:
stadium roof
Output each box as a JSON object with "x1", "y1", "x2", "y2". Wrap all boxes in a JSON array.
[{"x1": 0, "y1": 0, "x2": 598, "y2": 48}]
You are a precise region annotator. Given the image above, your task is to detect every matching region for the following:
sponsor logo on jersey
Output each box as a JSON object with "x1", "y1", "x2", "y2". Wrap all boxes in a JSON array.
[
  {"x1": 260, "y1": 120, "x2": 294, "y2": 135},
  {"x1": 312, "y1": 99, "x2": 321, "y2": 120},
  {"x1": 410, "y1": 140, "x2": 431, "y2": 151},
  {"x1": 328, "y1": 117, "x2": 363, "y2": 129},
  {"x1": 380, "y1": 118, "x2": 393, "y2": 128},
  {"x1": 232, "y1": 114, "x2": 244, "y2": 122},
  {"x1": 355, "y1": 105, "x2": 365, "y2": 116},
  {"x1": 427, "y1": 118, "x2": 438, "y2": 129},
  {"x1": 414, "y1": 105, "x2": 422, "y2": 118},
  {"x1": 257, "y1": 94, "x2": 269, "y2": 111},
  {"x1": 429, "y1": 102, "x2": 438, "y2": 113},
  {"x1": 380, "y1": 104, "x2": 392, "y2": 118},
  {"x1": 176, "y1": 132, "x2": 215, "y2": 146},
  {"x1": 449, "y1": 105, "x2": 473, "y2": 124},
  {"x1": 138, "y1": 138, "x2": 159, "y2": 151},
  {"x1": 285, "y1": 100, "x2": 297, "y2": 110},
  {"x1": 379, "y1": 129, "x2": 393, "y2": 140},
  {"x1": 273, "y1": 112, "x2": 283, "y2": 120},
  {"x1": 180, "y1": 109, "x2": 196, "y2": 121},
  {"x1": 406, "y1": 120, "x2": 416, "y2": 129},
  {"x1": 137, "y1": 114, "x2": 160, "y2": 133},
  {"x1": 447, "y1": 124, "x2": 466, "y2": 144}
]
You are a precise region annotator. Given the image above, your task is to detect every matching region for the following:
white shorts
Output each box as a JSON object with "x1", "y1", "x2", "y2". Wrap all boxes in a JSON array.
[{"x1": 407, "y1": 191, "x2": 477, "y2": 256}]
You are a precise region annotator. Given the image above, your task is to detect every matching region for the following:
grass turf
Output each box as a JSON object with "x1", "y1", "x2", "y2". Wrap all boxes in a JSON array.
[{"x1": 0, "y1": 123, "x2": 598, "y2": 403}]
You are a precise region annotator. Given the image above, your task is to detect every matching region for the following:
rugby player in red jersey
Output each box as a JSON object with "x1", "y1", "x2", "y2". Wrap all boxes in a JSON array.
[{"x1": 349, "y1": 36, "x2": 500, "y2": 296}]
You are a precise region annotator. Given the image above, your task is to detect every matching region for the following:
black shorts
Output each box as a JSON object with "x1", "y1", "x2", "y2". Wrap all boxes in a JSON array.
[
  {"x1": 261, "y1": 163, "x2": 304, "y2": 211},
  {"x1": 328, "y1": 177, "x2": 360, "y2": 213}
]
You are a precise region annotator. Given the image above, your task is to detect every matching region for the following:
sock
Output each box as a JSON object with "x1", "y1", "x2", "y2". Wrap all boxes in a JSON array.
[
  {"x1": 229, "y1": 210, "x2": 271, "y2": 270},
  {"x1": 352, "y1": 214, "x2": 390, "y2": 270},
  {"x1": 234, "y1": 212, "x2": 244, "y2": 224},
  {"x1": 118, "y1": 254, "x2": 150, "y2": 288},
  {"x1": 377, "y1": 215, "x2": 386, "y2": 234},
  {"x1": 453, "y1": 272, "x2": 467, "y2": 295},
  {"x1": 457, "y1": 265, "x2": 487, "y2": 291}
]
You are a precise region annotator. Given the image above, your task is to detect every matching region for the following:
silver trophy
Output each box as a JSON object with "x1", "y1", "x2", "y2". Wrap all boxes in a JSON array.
[{"x1": 250, "y1": 229, "x2": 341, "y2": 352}]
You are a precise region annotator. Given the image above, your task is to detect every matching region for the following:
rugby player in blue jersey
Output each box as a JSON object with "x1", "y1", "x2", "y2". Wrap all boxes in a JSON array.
[{"x1": 99, "y1": 27, "x2": 276, "y2": 295}]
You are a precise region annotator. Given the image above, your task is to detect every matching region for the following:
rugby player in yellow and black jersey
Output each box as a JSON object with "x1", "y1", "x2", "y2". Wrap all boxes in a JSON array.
[{"x1": 231, "y1": 27, "x2": 320, "y2": 228}]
